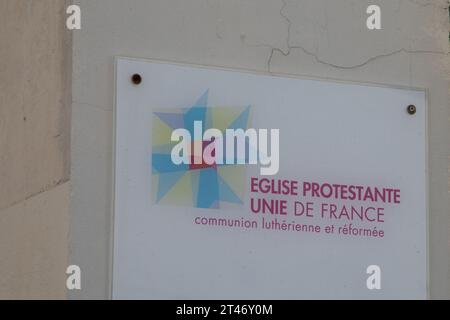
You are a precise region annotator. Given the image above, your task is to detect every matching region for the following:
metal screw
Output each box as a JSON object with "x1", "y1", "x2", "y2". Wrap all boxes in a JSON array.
[
  {"x1": 407, "y1": 105, "x2": 416, "y2": 115},
  {"x1": 131, "y1": 73, "x2": 142, "y2": 85}
]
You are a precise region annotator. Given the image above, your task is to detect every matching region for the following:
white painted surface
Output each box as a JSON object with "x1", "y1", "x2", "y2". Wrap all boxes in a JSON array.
[
  {"x1": 71, "y1": 0, "x2": 449, "y2": 299},
  {"x1": 113, "y1": 58, "x2": 427, "y2": 299}
]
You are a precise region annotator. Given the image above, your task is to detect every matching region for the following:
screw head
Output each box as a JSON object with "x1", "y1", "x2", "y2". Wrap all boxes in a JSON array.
[
  {"x1": 131, "y1": 73, "x2": 142, "y2": 85},
  {"x1": 407, "y1": 105, "x2": 416, "y2": 115}
]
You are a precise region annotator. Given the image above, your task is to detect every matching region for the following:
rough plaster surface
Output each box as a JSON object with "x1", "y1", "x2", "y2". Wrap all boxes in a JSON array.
[
  {"x1": 0, "y1": 0, "x2": 71, "y2": 211},
  {"x1": 71, "y1": 0, "x2": 450, "y2": 298},
  {"x1": 0, "y1": 182, "x2": 70, "y2": 299},
  {"x1": 0, "y1": 0, "x2": 71, "y2": 298}
]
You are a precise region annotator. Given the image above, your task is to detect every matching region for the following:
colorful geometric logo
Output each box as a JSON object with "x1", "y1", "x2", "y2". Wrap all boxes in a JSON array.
[{"x1": 152, "y1": 90, "x2": 250, "y2": 209}]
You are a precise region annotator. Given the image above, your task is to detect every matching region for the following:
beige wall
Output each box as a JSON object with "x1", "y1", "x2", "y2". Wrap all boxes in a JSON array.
[
  {"x1": 0, "y1": 0, "x2": 446, "y2": 300},
  {"x1": 0, "y1": 0, "x2": 71, "y2": 299}
]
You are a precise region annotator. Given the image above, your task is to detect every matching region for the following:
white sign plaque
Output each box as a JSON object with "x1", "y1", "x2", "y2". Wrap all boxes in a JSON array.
[{"x1": 113, "y1": 57, "x2": 427, "y2": 299}]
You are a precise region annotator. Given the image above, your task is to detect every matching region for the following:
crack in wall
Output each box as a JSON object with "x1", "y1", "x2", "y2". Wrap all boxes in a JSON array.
[
  {"x1": 279, "y1": 0, "x2": 291, "y2": 55},
  {"x1": 262, "y1": 0, "x2": 450, "y2": 73},
  {"x1": 268, "y1": 46, "x2": 447, "y2": 72},
  {"x1": 406, "y1": 0, "x2": 450, "y2": 10},
  {"x1": 0, "y1": 178, "x2": 70, "y2": 212}
]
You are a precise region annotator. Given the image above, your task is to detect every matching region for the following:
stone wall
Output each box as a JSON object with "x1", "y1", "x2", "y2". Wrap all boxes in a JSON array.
[{"x1": 0, "y1": 0, "x2": 72, "y2": 299}]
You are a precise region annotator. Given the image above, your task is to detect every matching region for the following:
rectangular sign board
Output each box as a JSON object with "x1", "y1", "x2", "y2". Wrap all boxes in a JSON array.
[{"x1": 113, "y1": 57, "x2": 427, "y2": 299}]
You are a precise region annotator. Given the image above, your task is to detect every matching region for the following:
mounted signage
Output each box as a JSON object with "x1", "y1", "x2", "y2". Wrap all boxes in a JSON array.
[{"x1": 113, "y1": 57, "x2": 427, "y2": 299}]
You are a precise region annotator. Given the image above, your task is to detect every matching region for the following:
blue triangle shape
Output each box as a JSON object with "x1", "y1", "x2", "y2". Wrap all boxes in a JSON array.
[
  {"x1": 228, "y1": 105, "x2": 250, "y2": 130},
  {"x1": 154, "y1": 112, "x2": 184, "y2": 129},
  {"x1": 218, "y1": 175, "x2": 243, "y2": 204},
  {"x1": 194, "y1": 90, "x2": 209, "y2": 107}
]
